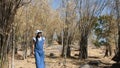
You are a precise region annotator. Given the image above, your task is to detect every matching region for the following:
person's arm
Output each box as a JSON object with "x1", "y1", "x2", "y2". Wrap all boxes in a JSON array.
[{"x1": 32, "y1": 40, "x2": 35, "y2": 54}]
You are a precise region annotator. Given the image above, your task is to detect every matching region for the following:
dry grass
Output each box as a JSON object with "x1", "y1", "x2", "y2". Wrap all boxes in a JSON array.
[{"x1": 8, "y1": 44, "x2": 116, "y2": 68}]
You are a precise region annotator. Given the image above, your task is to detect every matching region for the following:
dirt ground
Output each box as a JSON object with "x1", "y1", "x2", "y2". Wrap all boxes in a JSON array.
[{"x1": 8, "y1": 44, "x2": 116, "y2": 68}]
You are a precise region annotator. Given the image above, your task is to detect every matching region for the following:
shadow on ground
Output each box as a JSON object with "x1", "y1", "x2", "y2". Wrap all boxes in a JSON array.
[
  {"x1": 70, "y1": 56, "x2": 120, "y2": 68},
  {"x1": 103, "y1": 63, "x2": 120, "y2": 68},
  {"x1": 111, "y1": 63, "x2": 120, "y2": 68}
]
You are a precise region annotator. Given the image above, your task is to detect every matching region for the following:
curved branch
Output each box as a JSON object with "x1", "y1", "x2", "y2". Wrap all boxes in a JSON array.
[{"x1": 19, "y1": 0, "x2": 32, "y2": 7}]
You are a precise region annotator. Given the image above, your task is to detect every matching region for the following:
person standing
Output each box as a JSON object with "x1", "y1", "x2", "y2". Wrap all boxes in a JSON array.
[{"x1": 32, "y1": 30, "x2": 45, "y2": 68}]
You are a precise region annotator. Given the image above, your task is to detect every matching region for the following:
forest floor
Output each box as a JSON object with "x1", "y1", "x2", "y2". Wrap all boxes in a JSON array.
[{"x1": 8, "y1": 43, "x2": 118, "y2": 68}]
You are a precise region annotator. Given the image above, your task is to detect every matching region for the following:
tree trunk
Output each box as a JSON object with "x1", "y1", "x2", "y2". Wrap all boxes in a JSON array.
[
  {"x1": 11, "y1": 27, "x2": 15, "y2": 68},
  {"x1": 79, "y1": 33, "x2": 88, "y2": 60},
  {"x1": 61, "y1": 44, "x2": 65, "y2": 57},
  {"x1": 61, "y1": 44, "x2": 71, "y2": 58},
  {"x1": 0, "y1": 34, "x2": 10, "y2": 68},
  {"x1": 61, "y1": 29, "x2": 71, "y2": 58},
  {"x1": 23, "y1": 34, "x2": 27, "y2": 60},
  {"x1": 66, "y1": 45, "x2": 71, "y2": 57},
  {"x1": 15, "y1": 44, "x2": 18, "y2": 54},
  {"x1": 112, "y1": 0, "x2": 120, "y2": 63},
  {"x1": 118, "y1": 30, "x2": 120, "y2": 53},
  {"x1": 0, "y1": 34, "x2": 3, "y2": 55},
  {"x1": 112, "y1": 31, "x2": 120, "y2": 62},
  {"x1": 104, "y1": 45, "x2": 112, "y2": 57},
  {"x1": 11, "y1": 42, "x2": 15, "y2": 68}
]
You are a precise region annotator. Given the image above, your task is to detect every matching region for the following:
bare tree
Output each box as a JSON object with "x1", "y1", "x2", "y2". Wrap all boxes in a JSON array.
[
  {"x1": 75, "y1": 0, "x2": 108, "y2": 60},
  {"x1": 60, "y1": 0, "x2": 77, "y2": 58},
  {"x1": 0, "y1": 0, "x2": 31, "y2": 68}
]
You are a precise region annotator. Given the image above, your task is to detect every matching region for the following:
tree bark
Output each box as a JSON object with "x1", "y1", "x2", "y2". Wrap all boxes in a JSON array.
[
  {"x1": 66, "y1": 45, "x2": 71, "y2": 57},
  {"x1": 0, "y1": 34, "x2": 3, "y2": 55},
  {"x1": 118, "y1": 31, "x2": 120, "y2": 51},
  {"x1": 61, "y1": 44, "x2": 65, "y2": 57},
  {"x1": 61, "y1": 28, "x2": 71, "y2": 58},
  {"x1": 104, "y1": 45, "x2": 112, "y2": 57},
  {"x1": 79, "y1": 33, "x2": 88, "y2": 60},
  {"x1": 11, "y1": 27, "x2": 15, "y2": 68},
  {"x1": 0, "y1": 34, "x2": 10, "y2": 68},
  {"x1": 112, "y1": 0, "x2": 120, "y2": 63},
  {"x1": 61, "y1": 43, "x2": 71, "y2": 58}
]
